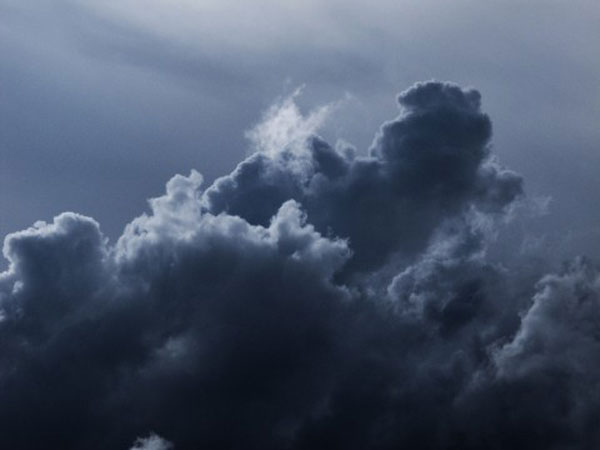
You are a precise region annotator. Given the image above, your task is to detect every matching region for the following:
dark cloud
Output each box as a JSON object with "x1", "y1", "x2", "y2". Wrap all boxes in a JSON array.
[
  {"x1": 204, "y1": 81, "x2": 522, "y2": 274},
  {"x1": 0, "y1": 82, "x2": 597, "y2": 449}
]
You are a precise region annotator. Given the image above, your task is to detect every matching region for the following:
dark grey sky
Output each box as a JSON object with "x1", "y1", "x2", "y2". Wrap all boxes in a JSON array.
[{"x1": 1, "y1": 0, "x2": 599, "y2": 256}]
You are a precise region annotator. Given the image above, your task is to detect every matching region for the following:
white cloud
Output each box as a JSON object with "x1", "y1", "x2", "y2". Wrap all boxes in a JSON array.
[{"x1": 130, "y1": 433, "x2": 173, "y2": 450}]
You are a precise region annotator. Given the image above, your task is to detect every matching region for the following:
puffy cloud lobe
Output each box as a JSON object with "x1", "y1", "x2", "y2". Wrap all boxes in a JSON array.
[
  {"x1": 204, "y1": 81, "x2": 522, "y2": 274},
  {"x1": 485, "y1": 258, "x2": 600, "y2": 448},
  {"x1": 0, "y1": 82, "x2": 597, "y2": 449},
  {"x1": 0, "y1": 188, "x2": 354, "y2": 448},
  {"x1": 496, "y1": 257, "x2": 600, "y2": 378},
  {"x1": 441, "y1": 258, "x2": 600, "y2": 450},
  {"x1": 0, "y1": 213, "x2": 109, "y2": 337},
  {"x1": 130, "y1": 434, "x2": 173, "y2": 450}
]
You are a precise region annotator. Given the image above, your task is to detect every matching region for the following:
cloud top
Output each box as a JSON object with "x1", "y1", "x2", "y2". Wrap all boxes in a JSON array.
[{"x1": 0, "y1": 82, "x2": 596, "y2": 449}]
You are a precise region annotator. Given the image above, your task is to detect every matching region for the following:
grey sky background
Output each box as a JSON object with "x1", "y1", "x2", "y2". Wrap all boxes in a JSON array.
[{"x1": 1, "y1": 0, "x2": 599, "y2": 259}]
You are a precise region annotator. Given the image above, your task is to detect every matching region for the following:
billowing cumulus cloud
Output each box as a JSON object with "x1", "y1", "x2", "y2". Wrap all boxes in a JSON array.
[
  {"x1": 0, "y1": 81, "x2": 598, "y2": 449},
  {"x1": 204, "y1": 81, "x2": 521, "y2": 274},
  {"x1": 130, "y1": 434, "x2": 173, "y2": 450}
]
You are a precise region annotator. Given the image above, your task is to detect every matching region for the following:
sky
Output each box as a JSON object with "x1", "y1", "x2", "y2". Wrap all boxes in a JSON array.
[
  {"x1": 1, "y1": 1, "x2": 600, "y2": 449},
  {"x1": 2, "y1": 0, "x2": 599, "y2": 255}
]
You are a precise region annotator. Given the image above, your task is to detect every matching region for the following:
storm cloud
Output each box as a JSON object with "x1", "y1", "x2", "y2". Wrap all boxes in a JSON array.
[
  {"x1": 1, "y1": 81, "x2": 598, "y2": 449},
  {"x1": 204, "y1": 82, "x2": 521, "y2": 274}
]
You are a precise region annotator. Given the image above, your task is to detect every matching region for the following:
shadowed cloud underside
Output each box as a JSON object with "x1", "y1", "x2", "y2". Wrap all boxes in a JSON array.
[{"x1": 1, "y1": 82, "x2": 599, "y2": 450}]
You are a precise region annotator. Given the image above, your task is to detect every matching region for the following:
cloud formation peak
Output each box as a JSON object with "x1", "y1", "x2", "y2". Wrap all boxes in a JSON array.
[{"x1": 1, "y1": 81, "x2": 596, "y2": 449}]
